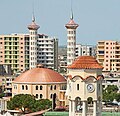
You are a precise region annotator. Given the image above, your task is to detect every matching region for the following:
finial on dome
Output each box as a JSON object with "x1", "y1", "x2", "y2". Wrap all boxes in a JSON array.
[
  {"x1": 32, "y1": 14, "x2": 35, "y2": 22},
  {"x1": 70, "y1": 10, "x2": 73, "y2": 20},
  {"x1": 37, "y1": 64, "x2": 44, "y2": 68}
]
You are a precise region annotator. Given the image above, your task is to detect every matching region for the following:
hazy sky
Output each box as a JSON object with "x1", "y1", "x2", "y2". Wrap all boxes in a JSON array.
[{"x1": 0, "y1": 0, "x2": 120, "y2": 46}]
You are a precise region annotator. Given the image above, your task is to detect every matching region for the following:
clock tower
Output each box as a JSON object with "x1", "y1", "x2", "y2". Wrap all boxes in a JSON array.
[{"x1": 66, "y1": 56, "x2": 104, "y2": 116}]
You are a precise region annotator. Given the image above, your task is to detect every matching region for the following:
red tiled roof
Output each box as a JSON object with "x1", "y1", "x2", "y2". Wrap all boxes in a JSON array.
[
  {"x1": 65, "y1": 19, "x2": 79, "y2": 29},
  {"x1": 68, "y1": 56, "x2": 103, "y2": 69},
  {"x1": 14, "y1": 67, "x2": 66, "y2": 83}
]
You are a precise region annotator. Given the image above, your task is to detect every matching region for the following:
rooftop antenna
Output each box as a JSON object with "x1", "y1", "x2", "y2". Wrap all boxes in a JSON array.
[{"x1": 70, "y1": 0, "x2": 73, "y2": 20}]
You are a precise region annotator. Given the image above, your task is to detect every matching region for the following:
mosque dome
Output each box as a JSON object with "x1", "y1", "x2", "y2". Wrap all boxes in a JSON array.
[
  {"x1": 68, "y1": 56, "x2": 103, "y2": 69},
  {"x1": 14, "y1": 66, "x2": 66, "y2": 84}
]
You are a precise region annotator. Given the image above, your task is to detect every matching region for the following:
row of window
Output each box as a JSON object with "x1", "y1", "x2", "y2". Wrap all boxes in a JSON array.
[
  {"x1": 20, "y1": 85, "x2": 57, "y2": 90},
  {"x1": 37, "y1": 40, "x2": 53, "y2": 43},
  {"x1": 36, "y1": 93, "x2": 56, "y2": 99},
  {"x1": 68, "y1": 31, "x2": 76, "y2": 34},
  {"x1": 36, "y1": 94, "x2": 43, "y2": 99}
]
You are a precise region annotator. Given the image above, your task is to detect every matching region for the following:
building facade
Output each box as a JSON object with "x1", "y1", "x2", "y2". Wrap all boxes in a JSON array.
[
  {"x1": 66, "y1": 56, "x2": 103, "y2": 116},
  {"x1": 0, "y1": 34, "x2": 30, "y2": 73},
  {"x1": 76, "y1": 44, "x2": 95, "y2": 58},
  {"x1": 97, "y1": 40, "x2": 120, "y2": 72},
  {"x1": 37, "y1": 34, "x2": 58, "y2": 71},
  {"x1": 12, "y1": 65, "x2": 67, "y2": 106}
]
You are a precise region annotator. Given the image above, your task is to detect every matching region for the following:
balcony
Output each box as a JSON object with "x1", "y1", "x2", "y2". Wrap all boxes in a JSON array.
[{"x1": 98, "y1": 41, "x2": 104, "y2": 46}]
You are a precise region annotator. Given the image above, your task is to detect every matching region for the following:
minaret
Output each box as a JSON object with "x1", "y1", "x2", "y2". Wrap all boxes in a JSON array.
[
  {"x1": 28, "y1": 15, "x2": 40, "y2": 69},
  {"x1": 65, "y1": 12, "x2": 79, "y2": 66}
]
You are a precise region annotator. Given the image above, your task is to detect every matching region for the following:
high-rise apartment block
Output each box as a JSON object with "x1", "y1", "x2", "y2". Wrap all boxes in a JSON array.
[
  {"x1": 97, "y1": 40, "x2": 120, "y2": 72},
  {"x1": 0, "y1": 34, "x2": 30, "y2": 73},
  {"x1": 37, "y1": 34, "x2": 58, "y2": 71},
  {"x1": 76, "y1": 44, "x2": 95, "y2": 58},
  {"x1": 0, "y1": 17, "x2": 58, "y2": 73}
]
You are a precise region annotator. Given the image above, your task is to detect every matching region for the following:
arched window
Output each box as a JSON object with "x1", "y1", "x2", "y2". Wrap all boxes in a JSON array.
[
  {"x1": 50, "y1": 94, "x2": 52, "y2": 99},
  {"x1": 36, "y1": 85, "x2": 38, "y2": 90},
  {"x1": 36, "y1": 94, "x2": 38, "y2": 98},
  {"x1": 50, "y1": 85, "x2": 53, "y2": 90},
  {"x1": 40, "y1": 86, "x2": 43, "y2": 90},
  {"x1": 54, "y1": 85, "x2": 56, "y2": 90},
  {"x1": 26, "y1": 85, "x2": 28, "y2": 90},
  {"x1": 40, "y1": 94, "x2": 43, "y2": 99},
  {"x1": 22, "y1": 85, "x2": 24, "y2": 90},
  {"x1": 75, "y1": 97, "x2": 82, "y2": 112}
]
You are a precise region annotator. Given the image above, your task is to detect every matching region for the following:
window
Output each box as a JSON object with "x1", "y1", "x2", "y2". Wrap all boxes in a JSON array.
[
  {"x1": 50, "y1": 94, "x2": 52, "y2": 99},
  {"x1": 54, "y1": 85, "x2": 56, "y2": 90},
  {"x1": 77, "y1": 84, "x2": 79, "y2": 90},
  {"x1": 22, "y1": 85, "x2": 24, "y2": 90},
  {"x1": 36, "y1": 94, "x2": 38, "y2": 98},
  {"x1": 40, "y1": 86, "x2": 42, "y2": 90},
  {"x1": 40, "y1": 94, "x2": 43, "y2": 99},
  {"x1": 26, "y1": 85, "x2": 28, "y2": 90},
  {"x1": 36, "y1": 85, "x2": 38, "y2": 90},
  {"x1": 106, "y1": 43, "x2": 108, "y2": 45},
  {"x1": 50, "y1": 85, "x2": 52, "y2": 90}
]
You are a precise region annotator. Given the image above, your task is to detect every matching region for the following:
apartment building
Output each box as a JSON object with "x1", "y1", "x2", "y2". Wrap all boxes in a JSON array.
[
  {"x1": 76, "y1": 44, "x2": 95, "y2": 58},
  {"x1": 37, "y1": 34, "x2": 58, "y2": 71},
  {"x1": 97, "y1": 40, "x2": 120, "y2": 72},
  {"x1": 0, "y1": 64, "x2": 15, "y2": 96},
  {"x1": 0, "y1": 34, "x2": 29, "y2": 73}
]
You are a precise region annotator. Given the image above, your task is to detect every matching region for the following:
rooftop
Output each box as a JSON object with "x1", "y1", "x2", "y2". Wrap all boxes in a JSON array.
[{"x1": 68, "y1": 56, "x2": 103, "y2": 69}]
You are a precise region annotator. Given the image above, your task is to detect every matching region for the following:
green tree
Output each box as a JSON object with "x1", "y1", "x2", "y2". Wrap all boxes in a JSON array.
[
  {"x1": 115, "y1": 93, "x2": 120, "y2": 102},
  {"x1": 7, "y1": 94, "x2": 35, "y2": 113},
  {"x1": 103, "y1": 85, "x2": 119, "y2": 102},
  {"x1": 7, "y1": 94, "x2": 52, "y2": 114}
]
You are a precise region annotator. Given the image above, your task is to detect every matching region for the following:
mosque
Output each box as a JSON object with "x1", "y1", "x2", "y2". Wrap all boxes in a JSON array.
[{"x1": 0, "y1": 3, "x2": 104, "y2": 116}]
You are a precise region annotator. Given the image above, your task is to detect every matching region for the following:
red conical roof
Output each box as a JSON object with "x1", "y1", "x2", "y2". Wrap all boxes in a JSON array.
[
  {"x1": 68, "y1": 56, "x2": 103, "y2": 69},
  {"x1": 65, "y1": 19, "x2": 79, "y2": 29}
]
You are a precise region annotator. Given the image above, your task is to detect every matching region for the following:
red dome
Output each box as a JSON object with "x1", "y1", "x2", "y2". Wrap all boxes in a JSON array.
[
  {"x1": 68, "y1": 56, "x2": 103, "y2": 69},
  {"x1": 14, "y1": 68, "x2": 66, "y2": 84}
]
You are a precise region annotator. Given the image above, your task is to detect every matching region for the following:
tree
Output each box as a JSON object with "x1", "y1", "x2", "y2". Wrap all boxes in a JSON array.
[
  {"x1": 7, "y1": 94, "x2": 52, "y2": 114},
  {"x1": 103, "y1": 85, "x2": 119, "y2": 102},
  {"x1": 7, "y1": 94, "x2": 35, "y2": 113}
]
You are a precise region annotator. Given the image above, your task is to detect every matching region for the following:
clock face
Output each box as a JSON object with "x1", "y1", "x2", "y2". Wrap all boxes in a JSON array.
[{"x1": 87, "y1": 84, "x2": 94, "y2": 93}]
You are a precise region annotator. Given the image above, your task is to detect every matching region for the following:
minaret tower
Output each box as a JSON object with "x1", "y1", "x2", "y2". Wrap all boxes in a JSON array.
[
  {"x1": 65, "y1": 12, "x2": 79, "y2": 66},
  {"x1": 28, "y1": 15, "x2": 40, "y2": 69}
]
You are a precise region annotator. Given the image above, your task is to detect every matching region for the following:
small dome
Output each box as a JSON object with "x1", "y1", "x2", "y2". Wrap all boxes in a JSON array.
[
  {"x1": 28, "y1": 21, "x2": 40, "y2": 30},
  {"x1": 14, "y1": 67, "x2": 66, "y2": 84},
  {"x1": 68, "y1": 56, "x2": 103, "y2": 69}
]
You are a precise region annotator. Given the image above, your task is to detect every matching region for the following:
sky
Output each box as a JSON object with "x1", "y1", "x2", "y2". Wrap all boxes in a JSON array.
[{"x1": 0, "y1": 0, "x2": 120, "y2": 46}]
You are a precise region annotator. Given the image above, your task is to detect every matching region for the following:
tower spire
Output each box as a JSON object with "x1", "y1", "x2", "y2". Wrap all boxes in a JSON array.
[
  {"x1": 32, "y1": 0, "x2": 35, "y2": 22},
  {"x1": 70, "y1": 0, "x2": 73, "y2": 20}
]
